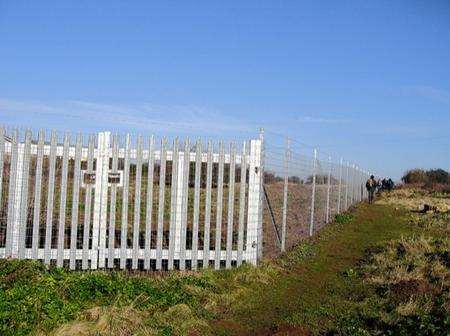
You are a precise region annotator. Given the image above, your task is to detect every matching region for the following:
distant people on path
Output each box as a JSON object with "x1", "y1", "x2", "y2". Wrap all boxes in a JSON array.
[
  {"x1": 387, "y1": 178, "x2": 394, "y2": 191},
  {"x1": 380, "y1": 178, "x2": 395, "y2": 192},
  {"x1": 366, "y1": 175, "x2": 378, "y2": 203}
]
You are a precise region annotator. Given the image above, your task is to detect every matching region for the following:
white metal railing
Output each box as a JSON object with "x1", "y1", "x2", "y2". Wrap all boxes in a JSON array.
[{"x1": 0, "y1": 128, "x2": 264, "y2": 270}]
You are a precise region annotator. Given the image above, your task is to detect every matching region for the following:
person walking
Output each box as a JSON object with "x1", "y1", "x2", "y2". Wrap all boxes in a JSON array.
[
  {"x1": 387, "y1": 178, "x2": 394, "y2": 191},
  {"x1": 366, "y1": 175, "x2": 377, "y2": 204}
]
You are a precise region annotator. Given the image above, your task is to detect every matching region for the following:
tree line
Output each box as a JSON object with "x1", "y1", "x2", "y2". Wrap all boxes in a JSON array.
[{"x1": 401, "y1": 168, "x2": 450, "y2": 185}]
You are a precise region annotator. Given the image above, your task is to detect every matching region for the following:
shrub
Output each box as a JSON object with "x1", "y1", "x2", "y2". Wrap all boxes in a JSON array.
[
  {"x1": 402, "y1": 168, "x2": 450, "y2": 185},
  {"x1": 426, "y1": 169, "x2": 450, "y2": 184},
  {"x1": 264, "y1": 171, "x2": 283, "y2": 184},
  {"x1": 288, "y1": 176, "x2": 302, "y2": 184},
  {"x1": 401, "y1": 169, "x2": 429, "y2": 184}
]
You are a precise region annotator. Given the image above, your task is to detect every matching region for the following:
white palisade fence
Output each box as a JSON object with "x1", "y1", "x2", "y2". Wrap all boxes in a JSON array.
[{"x1": 0, "y1": 127, "x2": 264, "y2": 270}]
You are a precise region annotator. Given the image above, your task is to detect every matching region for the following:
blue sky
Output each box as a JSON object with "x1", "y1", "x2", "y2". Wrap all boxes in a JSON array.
[{"x1": 0, "y1": 1, "x2": 449, "y2": 179}]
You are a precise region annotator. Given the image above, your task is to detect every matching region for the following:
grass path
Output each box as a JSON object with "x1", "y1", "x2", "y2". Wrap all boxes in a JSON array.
[
  {"x1": 211, "y1": 203, "x2": 419, "y2": 335},
  {"x1": 1, "y1": 196, "x2": 444, "y2": 336}
]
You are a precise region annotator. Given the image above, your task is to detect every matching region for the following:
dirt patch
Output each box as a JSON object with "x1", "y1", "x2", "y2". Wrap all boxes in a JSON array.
[
  {"x1": 270, "y1": 325, "x2": 310, "y2": 336},
  {"x1": 390, "y1": 279, "x2": 439, "y2": 301}
]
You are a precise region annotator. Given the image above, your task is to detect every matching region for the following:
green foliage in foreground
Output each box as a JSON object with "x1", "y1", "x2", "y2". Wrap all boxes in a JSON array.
[
  {"x1": 0, "y1": 258, "x2": 280, "y2": 336},
  {"x1": 0, "y1": 260, "x2": 217, "y2": 336},
  {"x1": 2, "y1": 200, "x2": 449, "y2": 336}
]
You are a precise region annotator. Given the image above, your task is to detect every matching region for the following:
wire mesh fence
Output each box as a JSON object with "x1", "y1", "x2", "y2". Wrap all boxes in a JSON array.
[
  {"x1": 262, "y1": 133, "x2": 370, "y2": 259},
  {"x1": 0, "y1": 125, "x2": 370, "y2": 270}
]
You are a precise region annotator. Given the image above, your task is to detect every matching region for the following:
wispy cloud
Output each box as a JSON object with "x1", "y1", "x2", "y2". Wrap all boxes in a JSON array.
[
  {"x1": 400, "y1": 86, "x2": 450, "y2": 105},
  {"x1": 296, "y1": 116, "x2": 351, "y2": 124},
  {"x1": 380, "y1": 125, "x2": 432, "y2": 136},
  {"x1": 0, "y1": 98, "x2": 255, "y2": 135}
]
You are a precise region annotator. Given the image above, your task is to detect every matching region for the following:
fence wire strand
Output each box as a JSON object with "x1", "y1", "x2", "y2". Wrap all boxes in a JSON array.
[{"x1": 0, "y1": 126, "x2": 371, "y2": 270}]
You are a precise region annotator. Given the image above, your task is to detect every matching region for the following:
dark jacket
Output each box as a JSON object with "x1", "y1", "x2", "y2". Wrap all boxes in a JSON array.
[{"x1": 366, "y1": 178, "x2": 377, "y2": 190}]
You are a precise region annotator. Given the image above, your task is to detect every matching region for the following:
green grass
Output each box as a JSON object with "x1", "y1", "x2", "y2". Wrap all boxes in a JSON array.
[
  {"x1": 210, "y1": 203, "x2": 426, "y2": 335},
  {"x1": 0, "y1": 260, "x2": 218, "y2": 336},
  {"x1": 1, "y1": 198, "x2": 447, "y2": 336},
  {"x1": 335, "y1": 235, "x2": 450, "y2": 335}
]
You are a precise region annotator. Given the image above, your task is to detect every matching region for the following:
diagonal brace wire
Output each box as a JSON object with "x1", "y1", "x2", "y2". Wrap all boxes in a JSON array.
[{"x1": 263, "y1": 184, "x2": 282, "y2": 247}]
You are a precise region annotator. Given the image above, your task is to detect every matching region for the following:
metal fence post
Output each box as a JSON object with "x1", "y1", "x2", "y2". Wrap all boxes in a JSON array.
[
  {"x1": 156, "y1": 138, "x2": 167, "y2": 270},
  {"x1": 246, "y1": 137, "x2": 263, "y2": 265},
  {"x1": 364, "y1": 171, "x2": 368, "y2": 200},
  {"x1": 119, "y1": 133, "x2": 130, "y2": 270},
  {"x1": 357, "y1": 166, "x2": 361, "y2": 202},
  {"x1": 132, "y1": 135, "x2": 143, "y2": 270},
  {"x1": 362, "y1": 171, "x2": 365, "y2": 200},
  {"x1": 56, "y1": 133, "x2": 70, "y2": 267},
  {"x1": 281, "y1": 137, "x2": 290, "y2": 252},
  {"x1": 168, "y1": 138, "x2": 179, "y2": 270},
  {"x1": 202, "y1": 140, "x2": 213, "y2": 268},
  {"x1": 69, "y1": 133, "x2": 82, "y2": 269},
  {"x1": 309, "y1": 148, "x2": 317, "y2": 236},
  {"x1": 17, "y1": 130, "x2": 31, "y2": 259},
  {"x1": 82, "y1": 135, "x2": 95, "y2": 270},
  {"x1": 258, "y1": 129, "x2": 265, "y2": 259},
  {"x1": 93, "y1": 132, "x2": 111, "y2": 269},
  {"x1": 31, "y1": 130, "x2": 44, "y2": 260},
  {"x1": 214, "y1": 140, "x2": 225, "y2": 270},
  {"x1": 6, "y1": 130, "x2": 20, "y2": 258},
  {"x1": 350, "y1": 164, "x2": 355, "y2": 206},
  {"x1": 344, "y1": 162, "x2": 349, "y2": 210},
  {"x1": 144, "y1": 135, "x2": 155, "y2": 270},
  {"x1": 179, "y1": 138, "x2": 190, "y2": 271},
  {"x1": 173, "y1": 138, "x2": 187, "y2": 270},
  {"x1": 363, "y1": 171, "x2": 366, "y2": 200},
  {"x1": 354, "y1": 165, "x2": 358, "y2": 205},
  {"x1": 359, "y1": 169, "x2": 363, "y2": 202},
  {"x1": 107, "y1": 134, "x2": 119, "y2": 269},
  {"x1": 191, "y1": 139, "x2": 201, "y2": 270},
  {"x1": 356, "y1": 168, "x2": 360, "y2": 202},
  {"x1": 236, "y1": 141, "x2": 248, "y2": 266},
  {"x1": 337, "y1": 158, "x2": 343, "y2": 214},
  {"x1": 351, "y1": 165, "x2": 355, "y2": 205},
  {"x1": 0, "y1": 127, "x2": 4, "y2": 237},
  {"x1": 325, "y1": 155, "x2": 332, "y2": 224},
  {"x1": 225, "y1": 141, "x2": 236, "y2": 268}
]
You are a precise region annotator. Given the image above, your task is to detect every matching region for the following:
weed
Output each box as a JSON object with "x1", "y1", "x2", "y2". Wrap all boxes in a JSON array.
[
  {"x1": 341, "y1": 268, "x2": 359, "y2": 279},
  {"x1": 334, "y1": 213, "x2": 354, "y2": 225},
  {"x1": 277, "y1": 242, "x2": 316, "y2": 269}
]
